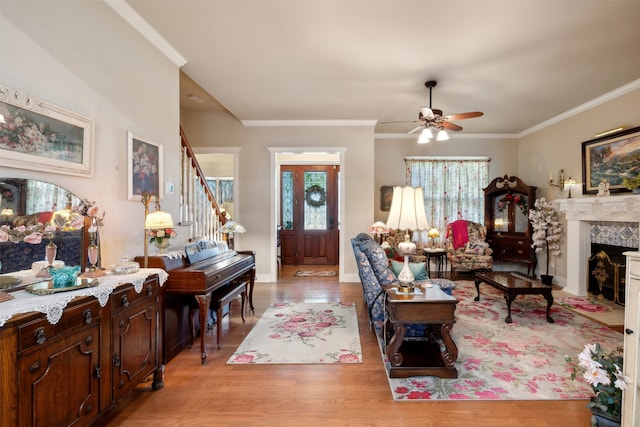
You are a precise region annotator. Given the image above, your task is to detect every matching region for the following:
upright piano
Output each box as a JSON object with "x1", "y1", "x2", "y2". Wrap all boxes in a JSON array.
[{"x1": 138, "y1": 241, "x2": 256, "y2": 364}]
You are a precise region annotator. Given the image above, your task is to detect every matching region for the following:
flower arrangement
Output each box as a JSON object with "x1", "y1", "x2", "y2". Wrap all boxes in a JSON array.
[
  {"x1": 1, "y1": 188, "x2": 14, "y2": 202},
  {"x1": 149, "y1": 228, "x2": 177, "y2": 244},
  {"x1": 622, "y1": 174, "x2": 640, "y2": 191},
  {"x1": 496, "y1": 192, "x2": 528, "y2": 215},
  {"x1": 528, "y1": 197, "x2": 563, "y2": 277},
  {"x1": 566, "y1": 343, "x2": 630, "y2": 421},
  {"x1": 220, "y1": 221, "x2": 246, "y2": 234},
  {"x1": 0, "y1": 198, "x2": 104, "y2": 244}
]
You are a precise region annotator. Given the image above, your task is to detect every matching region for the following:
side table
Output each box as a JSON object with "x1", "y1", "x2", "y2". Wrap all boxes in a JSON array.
[
  {"x1": 385, "y1": 284, "x2": 459, "y2": 378},
  {"x1": 423, "y1": 248, "x2": 448, "y2": 278}
]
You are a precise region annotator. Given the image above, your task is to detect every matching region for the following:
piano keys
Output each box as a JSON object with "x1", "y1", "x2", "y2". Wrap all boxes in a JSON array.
[{"x1": 137, "y1": 241, "x2": 255, "y2": 364}]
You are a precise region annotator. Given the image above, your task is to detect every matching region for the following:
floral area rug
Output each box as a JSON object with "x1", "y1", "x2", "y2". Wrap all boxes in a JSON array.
[
  {"x1": 227, "y1": 302, "x2": 362, "y2": 364},
  {"x1": 294, "y1": 270, "x2": 337, "y2": 277},
  {"x1": 556, "y1": 296, "x2": 609, "y2": 314},
  {"x1": 381, "y1": 280, "x2": 623, "y2": 401}
]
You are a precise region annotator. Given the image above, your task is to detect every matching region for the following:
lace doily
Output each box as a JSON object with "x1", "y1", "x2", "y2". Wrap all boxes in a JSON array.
[{"x1": 0, "y1": 268, "x2": 168, "y2": 328}]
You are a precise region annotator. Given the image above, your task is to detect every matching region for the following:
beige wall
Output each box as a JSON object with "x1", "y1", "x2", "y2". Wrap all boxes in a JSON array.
[
  {"x1": 518, "y1": 89, "x2": 640, "y2": 283},
  {"x1": 1, "y1": 1, "x2": 183, "y2": 266},
  {"x1": 181, "y1": 110, "x2": 375, "y2": 282},
  {"x1": 373, "y1": 137, "x2": 518, "y2": 223}
]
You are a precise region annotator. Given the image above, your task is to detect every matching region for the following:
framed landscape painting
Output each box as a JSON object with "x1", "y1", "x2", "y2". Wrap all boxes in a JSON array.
[
  {"x1": 127, "y1": 131, "x2": 163, "y2": 201},
  {"x1": 0, "y1": 84, "x2": 95, "y2": 176},
  {"x1": 582, "y1": 126, "x2": 640, "y2": 194}
]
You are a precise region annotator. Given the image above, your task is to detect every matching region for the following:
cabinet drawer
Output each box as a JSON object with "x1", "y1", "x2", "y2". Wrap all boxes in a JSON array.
[
  {"x1": 630, "y1": 257, "x2": 640, "y2": 277},
  {"x1": 17, "y1": 299, "x2": 100, "y2": 352},
  {"x1": 111, "y1": 281, "x2": 157, "y2": 314}
]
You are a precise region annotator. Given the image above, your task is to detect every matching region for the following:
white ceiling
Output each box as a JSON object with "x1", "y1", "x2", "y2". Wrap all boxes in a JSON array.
[{"x1": 124, "y1": 0, "x2": 640, "y2": 138}]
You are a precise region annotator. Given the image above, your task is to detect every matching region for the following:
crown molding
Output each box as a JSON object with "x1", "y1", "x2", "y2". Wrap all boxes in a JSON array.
[
  {"x1": 105, "y1": 0, "x2": 187, "y2": 67},
  {"x1": 518, "y1": 78, "x2": 640, "y2": 138},
  {"x1": 242, "y1": 119, "x2": 377, "y2": 127},
  {"x1": 374, "y1": 133, "x2": 518, "y2": 140}
]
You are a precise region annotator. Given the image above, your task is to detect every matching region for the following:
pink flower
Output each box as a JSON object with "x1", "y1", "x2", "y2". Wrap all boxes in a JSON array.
[
  {"x1": 338, "y1": 353, "x2": 360, "y2": 363},
  {"x1": 23, "y1": 232, "x2": 42, "y2": 244},
  {"x1": 231, "y1": 354, "x2": 254, "y2": 363},
  {"x1": 406, "y1": 391, "x2": 432, "y2": 399}
]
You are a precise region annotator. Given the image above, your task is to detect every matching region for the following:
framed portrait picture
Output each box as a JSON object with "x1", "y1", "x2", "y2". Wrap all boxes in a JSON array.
[
  {"x1": 380, "y1": 186, "x2": 394, "y2": 211},
  {"x1": 127, "y1": 131, "x2": 163, "y2": 201},
  {"x1": 581, "y1": 126, "x2": 640, "y2": 194},
  {"x1": 0, "y1": 84, "x2": 95, "y2": 176}
]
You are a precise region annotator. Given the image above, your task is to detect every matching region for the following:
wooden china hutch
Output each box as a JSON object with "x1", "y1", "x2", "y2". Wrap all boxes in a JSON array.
[{"x1": 484, "y1": 175, "x2": 537, "y2": 275}]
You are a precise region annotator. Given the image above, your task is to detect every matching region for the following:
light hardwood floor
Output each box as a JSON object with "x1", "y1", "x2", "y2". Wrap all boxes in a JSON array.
[{"x1": 97, "y1": 266, "x2": 595, "y2": 427}]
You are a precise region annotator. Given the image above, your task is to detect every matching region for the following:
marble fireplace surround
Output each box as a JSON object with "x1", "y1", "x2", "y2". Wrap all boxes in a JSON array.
[{"x1": 555, "y1": 195, "x2": 640, "y2": 296}]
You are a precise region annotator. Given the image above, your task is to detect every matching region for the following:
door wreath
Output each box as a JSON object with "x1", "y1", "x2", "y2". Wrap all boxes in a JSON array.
[{"x1": 305, "y1": 185, "x2": 326, "y2": 208}]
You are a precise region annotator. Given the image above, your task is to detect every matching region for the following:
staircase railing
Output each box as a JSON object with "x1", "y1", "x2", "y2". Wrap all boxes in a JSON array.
[{"x1": 179, "y1": 127, "x2": 226, "y2": 242}]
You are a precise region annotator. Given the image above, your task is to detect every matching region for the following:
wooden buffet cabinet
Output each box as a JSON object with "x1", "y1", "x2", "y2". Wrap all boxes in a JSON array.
[
  {"x1": 484, "y1": 175, "x2": 537, "y2": 275},
  {"x1": 0, "y1": 274, "x2": 163, "y2": 427}
]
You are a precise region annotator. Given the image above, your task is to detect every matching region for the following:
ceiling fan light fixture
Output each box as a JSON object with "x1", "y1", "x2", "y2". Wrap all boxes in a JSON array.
[
  {"x1": 436, "y1": 130, "x2": 449, "y2": 141},
  {"x1": 417, "y1": 128, "x2": 432, "y2": 144}
]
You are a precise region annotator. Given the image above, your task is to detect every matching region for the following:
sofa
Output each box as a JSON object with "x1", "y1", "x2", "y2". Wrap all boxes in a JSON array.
[
  {"x1": 446, "y1": 220, "x2": 493, "y2": 278},
  {"x1": 351, "y1": 233, "x2": 455, "y2": 335}
]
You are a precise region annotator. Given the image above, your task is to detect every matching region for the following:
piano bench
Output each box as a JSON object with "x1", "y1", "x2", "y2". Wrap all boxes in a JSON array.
[{"x1": 190, "y1": 281, "x2": 247, "y2": 350}]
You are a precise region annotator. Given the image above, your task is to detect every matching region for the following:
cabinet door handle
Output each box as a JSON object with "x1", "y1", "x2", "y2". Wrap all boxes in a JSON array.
[
  {"x1": 122, "y1": 295, "x2": 129, "y2": 307},
  {"x1": 626, "y1": 328, "x2": 634, "y2": 335}
]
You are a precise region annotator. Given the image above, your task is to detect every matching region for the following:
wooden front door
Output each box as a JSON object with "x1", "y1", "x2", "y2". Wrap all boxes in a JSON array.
[{"x1": 280, "y1": 165, "x2": 339, "y2": 265}]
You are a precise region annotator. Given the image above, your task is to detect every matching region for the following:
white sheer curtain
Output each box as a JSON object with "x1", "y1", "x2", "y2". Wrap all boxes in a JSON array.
[{"x1": 406, "y1": 157, "x2": 490, "y2": 237}]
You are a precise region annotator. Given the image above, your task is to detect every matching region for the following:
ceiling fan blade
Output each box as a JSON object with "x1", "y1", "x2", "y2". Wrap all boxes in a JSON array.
[
  {"x1": 442, "y1": 121, "x2": 463, "y2": 131},
  {"x1": 406, "y1": 125, "x2": 423, "y2": 135},
  {"x1": 379, "y1": 120, "x2": 422, "y2": 125},
  {"x1": 444, "y1": 111, "x2": 484, "y2": 121}
]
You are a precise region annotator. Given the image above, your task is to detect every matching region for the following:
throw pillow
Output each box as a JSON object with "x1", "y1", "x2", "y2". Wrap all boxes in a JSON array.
[
  {"x1": 390, "y1": 259, "x2": 428, "y2": 281},
  {"x1": 464, "y1": 241, "x2": 489, "y2": 255}
]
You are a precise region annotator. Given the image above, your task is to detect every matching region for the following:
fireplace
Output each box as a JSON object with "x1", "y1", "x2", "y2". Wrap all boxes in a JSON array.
[{"x1": 555, "y1": 195, "x2": 640, "y2": 297}]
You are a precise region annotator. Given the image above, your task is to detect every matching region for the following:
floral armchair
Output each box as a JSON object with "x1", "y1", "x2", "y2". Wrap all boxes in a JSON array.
[{"x1": 446, "y1": 220, "x2": 493, "y2": 278}]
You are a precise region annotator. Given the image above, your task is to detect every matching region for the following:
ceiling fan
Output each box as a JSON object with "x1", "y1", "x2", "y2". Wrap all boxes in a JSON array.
[{"x1": 383, "y1": 80, "x2": 483, "y2": 142}]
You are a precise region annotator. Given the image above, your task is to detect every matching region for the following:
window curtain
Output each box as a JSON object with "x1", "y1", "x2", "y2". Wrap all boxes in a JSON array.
[{"x1": 406, "y1": 157, "x2": 490, "y2": 237}]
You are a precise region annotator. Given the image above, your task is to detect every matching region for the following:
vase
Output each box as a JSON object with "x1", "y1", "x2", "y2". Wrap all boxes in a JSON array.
[
  {"x1": 590, "y1": 411, "x2": 621, "y2": 427},
  {"x1": 154, "y1": 238, "x2": 171, "y2": 253},
  {"x1": 88, "y1": 244, "x2": 99, "y2": 270},
  {"x1": 540, "y1": 274, "x2": 553, "y2": 286}
]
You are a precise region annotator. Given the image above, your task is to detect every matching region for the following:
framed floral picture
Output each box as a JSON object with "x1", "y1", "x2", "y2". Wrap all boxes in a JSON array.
[
  {"x1": 127, "y1": 131, "x2": 163, "y2": 201},
  {"x1": 0, "y1": 84, "x2": 95, "y2": 176}
]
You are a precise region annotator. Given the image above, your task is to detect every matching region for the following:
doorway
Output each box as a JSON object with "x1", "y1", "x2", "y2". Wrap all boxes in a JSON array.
[{"x1": 280, "y1": 165, "x2": 340, "y2": 266}]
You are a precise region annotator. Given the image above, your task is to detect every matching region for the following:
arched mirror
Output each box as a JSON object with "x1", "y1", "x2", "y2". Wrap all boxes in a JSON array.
[{"x1": 0, "y1": 178, "x2": 90, "y2": 274}]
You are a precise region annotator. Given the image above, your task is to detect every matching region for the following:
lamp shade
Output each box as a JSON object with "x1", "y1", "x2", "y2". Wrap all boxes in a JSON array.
[
  {"x1": 368, "y1": 221, "x2": 390, "y2": 235},
  {"x1": 385, "y1": 186, "x2": 429, "y2": 232},
  {"x1": 145, "y1": 210, "x2": 174, "y2": 229}
]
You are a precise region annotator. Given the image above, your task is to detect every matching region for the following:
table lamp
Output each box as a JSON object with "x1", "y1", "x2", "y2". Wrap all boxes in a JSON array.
[
  {"x1": 368, "y1": 221, "x2": 390, "y2": 245},
  {"x1": 385, "y1": 186, "x2": 428, "y2": 293},
  {"x1": 142, "y1": 192, "x2": 174, "y2": 267},
  {"x1": 427, "y1": 227, "x2": 440, "y2": 248}
]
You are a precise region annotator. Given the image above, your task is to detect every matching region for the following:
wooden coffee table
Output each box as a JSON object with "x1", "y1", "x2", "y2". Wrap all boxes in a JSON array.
[
  {"x1": 385, "y1": 284, "x2": 459, "y2": 378},
  {"x1": 474, "y1": 271, "x2": 554, "y2": 324}
]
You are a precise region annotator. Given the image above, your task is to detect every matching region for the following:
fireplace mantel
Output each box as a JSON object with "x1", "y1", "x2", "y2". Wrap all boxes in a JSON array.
[
  {"x1": 554, "y1": 195, "x2": 640, "y2": 296},
  {"x1": 555, "y1": 195, "x2": 640, "y2": 222}
]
